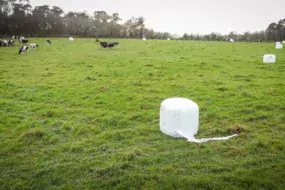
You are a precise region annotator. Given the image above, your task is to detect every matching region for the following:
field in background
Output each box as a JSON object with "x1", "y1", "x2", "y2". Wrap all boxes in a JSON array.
[{"x1": 0, "y1": 39, "x2": 285, "y2": 189}]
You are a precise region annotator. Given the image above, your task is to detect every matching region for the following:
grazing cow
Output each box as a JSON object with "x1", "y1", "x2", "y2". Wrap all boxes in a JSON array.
[
  {"x1": 0, "y1": 40, "x2": 4, "y2": 47},
  {"x1": 19, "y1": 46, "x2": 29, "y2": 55},
  {"x1": 8, "y1": 40, "x2": 14, "y2": 45},
  {"x1": 2, "y1": 40, "x2": 9, "y2": 47},
  {"x1": 47, "y1": 40, "x2": 51, "y2": 45},
  {"x1": 19, "y1": 37, "x2": 27, "y2": 43},
  {"x1": 108, "y1": 43, "x2": 115, "y2": 48},
  {"x1": 21, "y1": 39, "x2": 29, "y2": 44},
  {"x1": 114, "y1": 42, "x2": 119, "y2": 46},
  {"x1": 100, "y1": 42, "x2": 108, "y2": 48},
  {"x1": 227, "y1": 38, "x2": 234, "y2": 42},
  {"x1": 30, "y1": 43, "x2": 39, "y2": 49}
]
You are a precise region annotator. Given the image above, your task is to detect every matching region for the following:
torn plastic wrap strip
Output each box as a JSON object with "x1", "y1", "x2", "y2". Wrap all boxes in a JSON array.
[{"x1": 176, "y1": 131, "x2": 238, "y2": 143}]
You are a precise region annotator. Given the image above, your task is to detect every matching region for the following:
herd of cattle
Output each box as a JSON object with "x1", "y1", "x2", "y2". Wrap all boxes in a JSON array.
[
  {"x1": 0, "y1": 36, "x2": 120, "y2": 55},
  {"x1": 0, "y1": 36, "x2": 35, "y2": 55}
]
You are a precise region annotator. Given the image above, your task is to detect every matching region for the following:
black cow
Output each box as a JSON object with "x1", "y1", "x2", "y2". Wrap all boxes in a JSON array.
[
  {"x1": 20, "y1": 39, "x2": 29, "y2": 44},
  {"x1": 47, "y1": 40, "x2": 51, "y2": 45},
  {"x1": 108, "y1": 43, "x2": 115, "y2": 48},
  {"x1": 100, "y1": 41, "x2": 119, "y2": 48},
  {"x1": 100, "y1": 42, "x2": 108, "y2": 48}
]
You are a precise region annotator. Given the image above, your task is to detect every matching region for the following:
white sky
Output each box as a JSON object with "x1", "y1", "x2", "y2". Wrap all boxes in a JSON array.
[{"x1": 30, "y1": 0, "x2": 285, "y2": 35}]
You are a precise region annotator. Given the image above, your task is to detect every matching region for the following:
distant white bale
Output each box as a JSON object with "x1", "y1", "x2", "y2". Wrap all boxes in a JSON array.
[
  {"x1": 263, "y1": 54, "x2": 276, "y2": 63},
  {"x1": 276, "y1": 43, "x2": 283, "y2": 49},
  {"x1": 282, "y1": 41, "x2": 285, "y2": 44},
  {"x1": 69, "y1": 37, "x2": 74, "y2": 42},
  {"x1": 30, "y1": 43, "x2": 38, "y2": 49},
  {"x1": 276, "y1": 41, "x2": 281, "y2": 44},
  {"x1": 142, "y1": 37, "x2": 146, "y2": 40},
  {"x1": 12, "y1": 36, "x2": 15, "y2": 39},
  {"x1": 167, "y1": 38, "x2": 171, "y2": 40}
]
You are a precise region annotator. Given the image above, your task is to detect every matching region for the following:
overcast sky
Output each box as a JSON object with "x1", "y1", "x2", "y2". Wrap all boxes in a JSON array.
[{"x1": 30, "y1": 0, "x2": 284, "y2": 35}]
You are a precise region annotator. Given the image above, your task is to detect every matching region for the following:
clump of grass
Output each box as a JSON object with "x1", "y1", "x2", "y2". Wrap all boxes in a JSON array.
[
  {"x1": 216, "y1": 86, "x2": 228, "y2": 91},
  {"x1": 85, "y1": 76, "x2": 96, "y2": 81},
  {"x1": 21, "y1": 130, "x2": 46, "y2": 139},
  {"x1": 231, "y1": 124, "x2": 247, "y2": 134}
]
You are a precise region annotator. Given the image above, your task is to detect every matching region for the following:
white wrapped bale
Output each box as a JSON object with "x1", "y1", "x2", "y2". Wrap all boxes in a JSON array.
[
  {"x1": 167, "y1": 38, "x2": 171, "y2": 40},
  {"x1": 263, "y1": 54, "x2": 276, "y2": 63},
  {"x1": 160, "y1": 97, "x2": 237, "y2": 143},
  {"x1": 276, "y1": 43, "x2": 283, "y2": 49},
  {"x1": 160, "y1": 98, "x2": 199, "y2": 139},
  {"x1": 142, "y1": 37, "x2": 146, "y2": 40},
  {"x1": 69, "y1": 37, "x2": 74, "y2": 42}
]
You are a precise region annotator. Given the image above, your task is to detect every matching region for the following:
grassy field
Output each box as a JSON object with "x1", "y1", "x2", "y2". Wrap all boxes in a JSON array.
[{"x1": 0, "y1": 38, "x2": 285, "y2": 189}]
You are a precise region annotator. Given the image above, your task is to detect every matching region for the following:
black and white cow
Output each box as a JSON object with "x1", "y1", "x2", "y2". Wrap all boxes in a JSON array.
[
  {"x1": 19, "y1": 46, "x2": 29, "y2": 55},
  {"x1": 1, "y1": 40, "x2": 9, "y2": 47},
  {"x1": 47, "y1": 40, "x2": 51, "y2": 45},
  {"x1": 30, "y1": 43, "x2": 39, "y2": 49},
  {"x1": 227, "y1": 38, "x2": 234, "y2": 42},
  {"x1": 19, "y1": 37, "x2": 28, "y2": 44},
  {"x1": 8, "y1": 40, "x2": 14, "y2": 45}
]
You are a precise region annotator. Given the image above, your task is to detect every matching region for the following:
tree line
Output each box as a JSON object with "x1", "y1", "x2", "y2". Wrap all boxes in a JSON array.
[
  {"x1": 0, "y1": 0, "x2": 284, "y2": 41},
  {"x1": 0, "y1": 0, "x2": 171, "y2": 39},
  {"x1": 182, "y1": 20, "x2": 285, "y2": 42}
]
